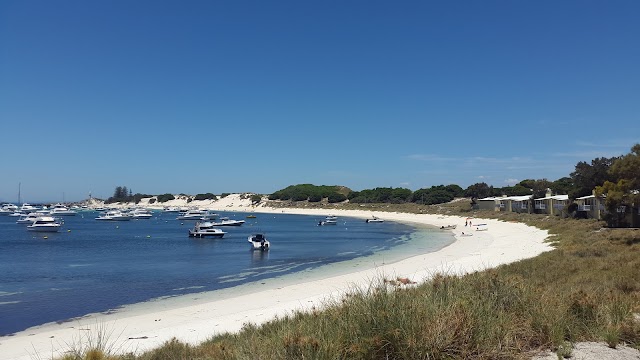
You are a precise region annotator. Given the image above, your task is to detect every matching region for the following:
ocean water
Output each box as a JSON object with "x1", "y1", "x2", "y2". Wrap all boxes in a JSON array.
[{"x1": 0, "y1": 211, "x2": 451, "y2": 336}]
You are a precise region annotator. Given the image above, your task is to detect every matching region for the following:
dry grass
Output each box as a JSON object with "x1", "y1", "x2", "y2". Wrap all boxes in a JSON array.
[{"x1": 60, "y1": 200, "x2": 640, "y2": 359}]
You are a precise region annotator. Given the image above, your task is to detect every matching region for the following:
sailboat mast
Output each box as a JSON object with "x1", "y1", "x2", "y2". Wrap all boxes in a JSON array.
[{"x1": 18, "y1": 182, "x2": 21, "y2": 204}]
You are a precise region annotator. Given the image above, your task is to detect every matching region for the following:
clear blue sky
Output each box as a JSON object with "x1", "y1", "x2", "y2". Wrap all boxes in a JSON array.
[{"x1": 1, "y1": 1, "x2": 638, "y2": 203}]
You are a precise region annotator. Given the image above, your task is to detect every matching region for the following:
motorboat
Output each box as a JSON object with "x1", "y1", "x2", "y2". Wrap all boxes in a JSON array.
[
  {"x1": 16, "y1": 212, "x2": 40, "y2": 224},
  {"x1": 0, "y1": 203, "x2": 19, "y2": 215},
  {"x1": 248, "y1": 233, "x2": 270, "y2": 251},
  {"x1": 201, "y1": 210, "x2": 219, "y2": 220},
  {"x1": 36, "y1": 206, "x2": 51, "y2": 214},
  {"x1": 27, "y1": 216, "x2": 61, "y2": 232},
  {"x1": 208, "y1": 217, "x2": 245, "y2": 226},
  {"x1": 176, "y1": 209, "x2": 207, "y2": 220},
  {"x1": 188, "y1": 223, "x2": 226, "y2": 238},
  {"x1": 246, "y1": 214, "x2": 257, "y2": 218},
  {"x1": 95, "y1": 210, "x2": 132, "y2": 221},
  {"x1": 365, "y1": 216, "x2": 384, "y2": 223},
  {"x1": 130, "y1": 208, "x2": 153, "y2": 219},
  {"x1": 20, "y1": 203, "x2": 39, "y2": 213},
  {"x1": 318, "y1": 216, "x2": 338, "y2": 226},
  {"x1": 163, "y1": 206, "x2": 181, "y2": 213},
  {"x1": 49, "y1": 204, "x2": 78, "y2": 216}
]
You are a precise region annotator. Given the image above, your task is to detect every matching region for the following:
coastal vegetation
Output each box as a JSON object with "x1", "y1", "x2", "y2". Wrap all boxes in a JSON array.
[
  {"x1": 105, "y1": 186, "x2": 153, "y2": 205},
  {"x1": 194, "y1": 193, "x2": 217, "y2": 201},
  {"x1": 156, "y1": 194, "x2": 175, "y2": 203},
  {"x1": 268, "y1": 184, "x2": 349, "y2": 203}
]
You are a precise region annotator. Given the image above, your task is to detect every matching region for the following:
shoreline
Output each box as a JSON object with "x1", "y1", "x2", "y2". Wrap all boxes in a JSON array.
[{"x1": 0, "y1": 206, "x2": 552, "y2": 360}]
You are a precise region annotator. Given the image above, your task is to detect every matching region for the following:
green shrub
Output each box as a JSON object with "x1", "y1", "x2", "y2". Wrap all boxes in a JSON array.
[{"x1": 157, "y1": 194, "x2": 175, "y2": 203}]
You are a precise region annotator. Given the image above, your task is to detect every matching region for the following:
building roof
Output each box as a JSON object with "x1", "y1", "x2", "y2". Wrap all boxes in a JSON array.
[
  {"x1": 575, "y1": 195, "x2": 596, "y2": 200},
  {"x1": 534, "y1": 194, "x2": 569, "y2": 201},
  {"x1": 505, "y1": 195, "x2": 533, "y2": 201}
]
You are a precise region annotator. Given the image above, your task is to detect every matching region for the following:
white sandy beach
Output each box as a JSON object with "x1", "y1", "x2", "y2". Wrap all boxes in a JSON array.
[{"x1": 1, "y1": 196, "x2": 554, "y2": 360}]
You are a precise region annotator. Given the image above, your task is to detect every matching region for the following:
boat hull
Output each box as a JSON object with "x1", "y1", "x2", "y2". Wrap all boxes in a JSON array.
[
  {"x1": 27, "y1": 225, "x2": 61, "y2": 232},
  {"x1": 189, "y1": 230, "x2": 225, "y2": 238},
  {"x1": 95, "y1": 217, "x2": 131, "y2": 221}
]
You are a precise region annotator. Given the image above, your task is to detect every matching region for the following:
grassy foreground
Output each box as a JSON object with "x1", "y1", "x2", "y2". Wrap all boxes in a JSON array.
[{"x1": 60, "y1": 201, "x2": 640, "y2": 359}]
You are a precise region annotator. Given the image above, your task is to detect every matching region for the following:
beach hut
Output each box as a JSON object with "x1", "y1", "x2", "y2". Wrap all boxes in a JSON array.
[
  {"x1": 574, "y1": 193, "x2": 606, "y2": 220},
  {"x1": 508, "y1": 195, "x2": 533, "y2": 213},
  {"x1": 476, "y1": 197, "x2": 500, "y2": 211},
  {"x1": 534, "y1": 192, "x2": 569, "y2": 216}
]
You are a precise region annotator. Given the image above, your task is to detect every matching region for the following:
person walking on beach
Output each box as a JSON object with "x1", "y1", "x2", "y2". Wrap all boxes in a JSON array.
[{"x1": 465, "y1": 220, "x2": 468, "y2": 227}]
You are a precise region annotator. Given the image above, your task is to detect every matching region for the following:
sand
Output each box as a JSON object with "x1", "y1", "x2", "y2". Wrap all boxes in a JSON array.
[{"x1": 1, "y1": 198, "x2": 556, "y2": 360}]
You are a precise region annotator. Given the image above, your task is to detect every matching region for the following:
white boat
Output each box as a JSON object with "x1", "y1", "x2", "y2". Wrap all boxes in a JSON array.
[
  {"x1": 365, "y1": 216, "x2": 384, "y2": 223},
  {"x1": 194, "y1": 221, "x2": 216, "y2": 230},
  {"x1": 176, "y1": 209, "x2": 207, "y2": 220},
  {"x1": 130, "y1": 208, "x2": 153, "y2": 219},
  {"x1": 248, "y1": 233, "x2": 270, "y2": 251},
  {"x1": 16, "y1": 212, "x2": 40, "y2": 224},
  {"x1": 95, "y1": 210, "x2": 132, "y2": 221},
  {"x1": 188, "y1": 223, "x2": 226, "y2": 238},
  {"x1": 49, "y1": 204, "x2": 78, "y2": 216},
  {"x1": 318, "y1": 216, "x2": 338, "y2": 226},
  {"x1": 27, "y1": 216, "x2": 61, "y2": 232},
  {"x1": 36, "y1": 206, "x2": 51, "y2": 214},
  {"x1": 0, "y1": 203, "x2": 19, "y2": 215},
  {"x1": 20, "y1": 203, "x2": 39, "y2": 213},
  {"x1": 208, "y1": 217, "x2": 245, "y2": 226},
  {"x1": 163, "y1": 206, "x2": 181, "y2": 213}
]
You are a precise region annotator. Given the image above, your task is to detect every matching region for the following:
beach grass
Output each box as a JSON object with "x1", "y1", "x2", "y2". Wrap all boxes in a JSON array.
[{"x1": 57, "y1": 201, "x2": 640, "y2": 359}]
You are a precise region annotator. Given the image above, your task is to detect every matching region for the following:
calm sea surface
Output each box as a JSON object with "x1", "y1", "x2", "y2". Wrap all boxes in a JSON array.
[{"x1": 0, "y1": 211, "x2": 451, "y2": 336}]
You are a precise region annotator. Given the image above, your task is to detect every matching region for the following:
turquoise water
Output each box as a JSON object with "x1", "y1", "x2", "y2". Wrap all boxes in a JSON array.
[{"x1": 0, "y1": 211, "x2": 451, "y2": 336}]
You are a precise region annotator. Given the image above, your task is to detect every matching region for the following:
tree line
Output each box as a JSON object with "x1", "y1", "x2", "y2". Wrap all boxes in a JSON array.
[
  {"x1": 102, "y1": 144, "x2": 638, "y2": 226},
  {"x1": 267, "y1": 144, "x2": 639, "y2": 215}
]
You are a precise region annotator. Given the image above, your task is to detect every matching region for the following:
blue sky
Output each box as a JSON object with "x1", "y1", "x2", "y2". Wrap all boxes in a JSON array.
[{"x1": 1, "y1": 1, "x2": 638, "y2": 203}]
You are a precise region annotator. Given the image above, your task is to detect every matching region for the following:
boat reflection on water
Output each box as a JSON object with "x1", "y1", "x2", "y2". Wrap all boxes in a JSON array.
[{"x1": 251, "y1": 248, "x2": 270, "y2": 262}]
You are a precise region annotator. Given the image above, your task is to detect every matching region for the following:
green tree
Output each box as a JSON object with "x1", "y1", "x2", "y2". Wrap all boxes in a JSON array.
[
  {"x1": 464, "y1": 183, "x2": 493, "y2": 199},
  {"x1": 157, "y1": 193, "x2": 175, "y2": 203},
  {"x1": 410, "y1": 185, "x2": 457, "y2": 205},
  {"x1": 444, "y1": 184, "x2": 464, "y2": 198},
  {"x1": 596, "y1": 144, "x2": 640, "y2": 227},
  {"x1": 194, "y1": 193, "x2": 217, "y2": 201},
  {"x1": 499, "y1": 185, "x2": 532, "y2": 196},
  {"x1": 570, "y1": 157, "x2": 619, "y2": 198},
  {"x1": 250, "y1": 194, "x2": 262, "y2": 204},
  {"x1": 551, "y1": 177, "x2": 574, "y2": 196},
  {"x1": 518, "y1": 179, "x2": 552, "y2": 199},
  {"x1": 327, "y1": 193, "x2": 347, "y2": 203}
]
